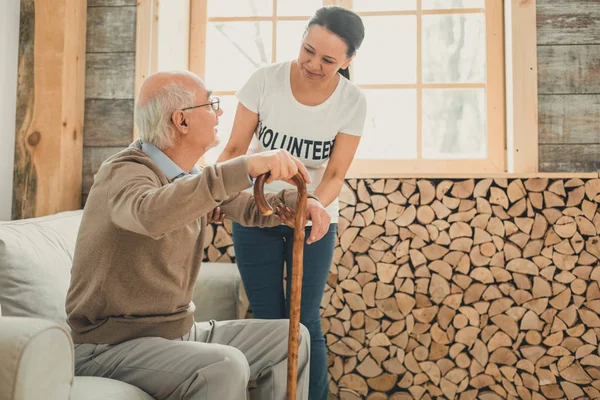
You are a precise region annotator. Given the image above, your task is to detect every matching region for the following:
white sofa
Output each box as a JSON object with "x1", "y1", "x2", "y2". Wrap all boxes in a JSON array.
[{"x1": 0, "y1": 211, "x2": 248, "y2": 400}]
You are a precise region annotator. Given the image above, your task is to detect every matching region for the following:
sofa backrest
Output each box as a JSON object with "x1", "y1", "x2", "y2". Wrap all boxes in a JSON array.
[{"x1": 0, "y1": 211, "x2": 82, "y2": 330}]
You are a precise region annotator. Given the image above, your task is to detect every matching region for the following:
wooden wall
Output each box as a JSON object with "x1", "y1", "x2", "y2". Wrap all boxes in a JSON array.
[
  {"x1": 83, "y1": 0, "x2": 137, "y2": 204},
  {"x1": 537, "y1": 0, "x2": 600, "y2": 172},
  {"x1": 12, "y1": 0, "x2": 86, "y2": 219},
  {"x1": 78, "y1": 1, "x2": 600, "y2": 202},
  {"x1": 206, "y1": 177, "x2": 600, "y2": 399}
]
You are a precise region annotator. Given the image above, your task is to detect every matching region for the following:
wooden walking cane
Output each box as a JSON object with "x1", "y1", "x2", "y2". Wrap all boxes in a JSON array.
[{"x1": 254, "y1": 172, "x2": 308, "y2": 400}]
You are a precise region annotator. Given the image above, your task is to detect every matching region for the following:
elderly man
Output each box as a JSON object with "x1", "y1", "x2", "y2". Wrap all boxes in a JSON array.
[{"x1": 66, "y1": 70, "x2": 331, "y2": 400}]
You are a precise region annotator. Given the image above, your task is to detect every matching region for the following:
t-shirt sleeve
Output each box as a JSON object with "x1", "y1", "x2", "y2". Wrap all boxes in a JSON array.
[
  {"x1": 235, "y1": 68, "x2": 265, "y2": 114},
  {"x1": 339, "y1": 90, "x2": 367, "y2": 137}
]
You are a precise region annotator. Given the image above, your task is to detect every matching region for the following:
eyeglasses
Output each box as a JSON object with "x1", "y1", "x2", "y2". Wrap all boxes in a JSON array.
[{"x1": 181, "y1": 97, "x2": 220, "y2": 112}]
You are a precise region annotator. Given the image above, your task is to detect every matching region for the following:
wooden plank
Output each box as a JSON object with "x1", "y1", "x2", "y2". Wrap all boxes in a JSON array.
[
  {"x1": 13, "y1": 0, "x2": 36, "y2": 219},
  {"x1": 86, "y1": 52, "x2": 135, "y2": 99},
  {"x1": 83, "y1": 99, "x2": 134, "y2": 147},
  {"x1": 189, "y1": 0, "x2": 208, "y2": 79},
  {"x1": 539, "y1": 94, "x2": 600, "y2": 144},
  {"x1": 485, "y1": 0, "x2": 506, "y2": 172},
  {"x1": 134, "y1": 0, "x2": 159, "y2": 139},
  {"x1": 13, "y1": 0, "x2": 86, "y2": 219},
  {"x1": 86, "y1": 6, "x2": 136, "y2": 53},
  {"x1": 538, "y1": 44, "x2": 600, "y2": 94},
  {"x1": 537, "y1": 0, "x2": 600, "y2": 45},
  {"x1": 539, "y1": 144, "x2": 600, "y2": 172},
  {"x1": 89, "y1": 0, "x2": 136, "y2": 6},
  {"x1": 416, "y1": 0, "x2": 422, "y2": 160},
  {"x1": 346, "y1": 171, "x2": 599, "y2": 179},
  {"x1": 82, "y1": 146, "x2": 126, "y2": 193},
  {"x1": 507, "y1": 0, "x2": 538, "y2": 173}
]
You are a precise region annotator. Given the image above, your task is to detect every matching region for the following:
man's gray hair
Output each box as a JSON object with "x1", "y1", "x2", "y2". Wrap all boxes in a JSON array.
[{"x1": 134, "y1": 81, "x2": 196, "y2": 149}]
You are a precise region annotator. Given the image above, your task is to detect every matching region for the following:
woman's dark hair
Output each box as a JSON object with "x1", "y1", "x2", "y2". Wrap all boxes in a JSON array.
[{"x1": 306, "y1": 6, "x2": 365, "y2": 80}]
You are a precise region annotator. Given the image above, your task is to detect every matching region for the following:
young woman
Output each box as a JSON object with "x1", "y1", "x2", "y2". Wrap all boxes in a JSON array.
[{"x1": 217, "y1": 6, "x2": 366, "y2": 399}]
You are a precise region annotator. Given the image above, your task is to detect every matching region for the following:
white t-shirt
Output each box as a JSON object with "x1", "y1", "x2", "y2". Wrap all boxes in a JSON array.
[{"x1": 236, "y1": 61, "x2": 367, "y2": 223}]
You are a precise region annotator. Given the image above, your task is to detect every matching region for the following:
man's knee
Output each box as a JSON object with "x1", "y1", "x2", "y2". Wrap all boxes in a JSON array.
[
  {"x1": 205, "y1": 346, "x2": 251, "y2": 384},
  {"x1": 226, "y1": 347, "x2": 251, "y2": 382},
  {"x1": 299, "y1": 323, "x2": 310, "y2": 342},
  {"x1": 250, "y1": 319, "x2": 310, "y2": 359}
]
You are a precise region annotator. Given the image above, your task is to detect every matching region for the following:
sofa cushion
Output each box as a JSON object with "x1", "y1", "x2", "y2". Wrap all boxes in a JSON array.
[
  {"x1": 0, "y1": 211, "x2": 82, "y2": 329},
  {"x1": 193, "y1": 262, "x2": 248, "y2": 321},
  {"x1": 0, "y1": 210, "x2": 248, "y2": 330}
]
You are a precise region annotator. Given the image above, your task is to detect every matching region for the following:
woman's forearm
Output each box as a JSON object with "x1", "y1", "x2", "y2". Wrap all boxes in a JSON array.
[
  {"x1": 217, "y1": 103, "x2": 259, "y2": 163},
  {"x1": 217, "y1": 147, "x2": 244, "y2": 163},
  {"x1": 313, "y1": 175, "x2": 345, "y2": 208}
]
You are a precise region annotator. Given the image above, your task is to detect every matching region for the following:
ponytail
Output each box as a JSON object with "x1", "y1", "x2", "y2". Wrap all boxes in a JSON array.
[{"x1": 338, "y1": 67, "x2": 350, "y2": 80}]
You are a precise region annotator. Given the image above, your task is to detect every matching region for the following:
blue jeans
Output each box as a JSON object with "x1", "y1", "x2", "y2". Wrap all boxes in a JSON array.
[{"x1": 232, "y1": 222, "x2": 337, "y2": 400}]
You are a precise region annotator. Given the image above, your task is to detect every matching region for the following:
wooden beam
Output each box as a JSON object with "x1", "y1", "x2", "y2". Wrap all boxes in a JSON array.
[
  {"x1": 189, "y1": 0, "x2": 208, "y2": 79},
  {"x1": 485, "y1": 0, "x2": 506, "y2": 172},
  {"x1": 86, "y1": 6, "x2": 136, "y2": 53},
  {"x1": 537, "y1": 45, "x2": 600, "y2": 94},
  {"x1": 84, "y1": 99, "x2": 134, "y2": 147},
  {"x1": 13, "y1": 0, "x2": 87, "y2": 219},
  {"x1": 346, "y1": 165, "x2": 600, "y2": 179},
  {"x1": 539, "y1": 144, "x2": 600, "y2": 172},
  {"x1": 416, "y1": 0, "x2": 422, "y2": 160},
  {"x1": 133, "y1": 0, "x2": 159, "y2": 138},
  {"x1": 505, "y1": 0, "x2": 538, "y2": 173},
  {"x1": 537, "y1": 0, "x2": 600, "y2": 46},
  {"x1": 348, "y1": 159, "x2": 511, "y2": 178},
  {"x1": 86, "y1": 53, "x2": 135, "y2": 99},
  {"x1": 539, "y1": 94, "x2": 600, "y2": 144}
]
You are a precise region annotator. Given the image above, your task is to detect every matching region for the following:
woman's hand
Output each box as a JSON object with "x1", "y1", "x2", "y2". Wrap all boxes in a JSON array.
[{"x1": 305, "y1": 199, "x2": 331, "y2": 245}]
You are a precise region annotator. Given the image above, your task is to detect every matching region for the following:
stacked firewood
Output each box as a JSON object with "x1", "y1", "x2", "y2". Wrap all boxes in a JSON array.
[
  {"x1": 325, "y1": 177, "x2": 600, "y2": 399},
  {"x1": 206, "y1": 177, "x2": 600, "y2": 399}
]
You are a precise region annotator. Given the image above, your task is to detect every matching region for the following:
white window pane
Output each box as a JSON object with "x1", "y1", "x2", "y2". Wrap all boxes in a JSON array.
[
  {"x1": 276, "y1": 21, "x2": 307, "y2": 62},
  {"x1": 422, "y1": 89, "x2": 486, "y2": 159},
  {"x1": 207, "y1": 0, "x2": 272, "y2": 17},
  {"x1": 353, "y1": 0, "x2": 416, "y2": 11},
  {"x1": 422, "y1": 13, "x2": 485, "y2": 83},
  {"x1": 356, "y1": 89, "x2": 417, "y2": 160},
  {"x1": 277, "y1": 0, "x2": 322, "y2": 16},
  {"x1": 422, "y1": 0, "x2": 484, "y2": 9},
  {"x1": 203, "y1": 96, "x2": 239, "y2": 164},
  {"x1": 353, "y1": 16, "x2": 417, "y2": 84},
  {"x1": 205, "y1": 22, "x2": 272, "y2": 91}
]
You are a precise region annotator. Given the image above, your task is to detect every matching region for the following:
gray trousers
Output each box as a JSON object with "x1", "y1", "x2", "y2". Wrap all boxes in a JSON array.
[{"x1": 74, "y1": 319, "x2": 310, "y2": 400}]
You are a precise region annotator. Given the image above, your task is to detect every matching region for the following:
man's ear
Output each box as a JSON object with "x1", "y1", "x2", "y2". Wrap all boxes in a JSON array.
[
  {"x1": 172, "y1": 110, "x2": 189, "y2": 134},
  {"x1": 341, "y1": 54, "x2": 356, "y2": 70}
]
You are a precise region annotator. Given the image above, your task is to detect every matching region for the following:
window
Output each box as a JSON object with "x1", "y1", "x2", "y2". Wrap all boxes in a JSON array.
[{"x1": 189, "y1": 0, "x2": 505, "y2": 174}]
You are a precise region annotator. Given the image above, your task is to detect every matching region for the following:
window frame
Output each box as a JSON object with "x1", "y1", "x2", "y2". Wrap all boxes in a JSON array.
[{"x1": 136, "y1": 0, "x2": 538, "y2": 175}]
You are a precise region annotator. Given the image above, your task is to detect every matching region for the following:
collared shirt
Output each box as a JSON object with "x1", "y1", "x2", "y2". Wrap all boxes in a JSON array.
[{"x1": 141, "y1": 141, "x2": 199, "y2": 180}]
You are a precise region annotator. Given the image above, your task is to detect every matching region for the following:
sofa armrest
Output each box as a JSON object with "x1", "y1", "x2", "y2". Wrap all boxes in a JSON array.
[
  {"x1": 193, "y1": 262, "x2": 249, "y2": 322},
  {"x1": 0, "y1": 317, "x2": 73, "y2": 400}
]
